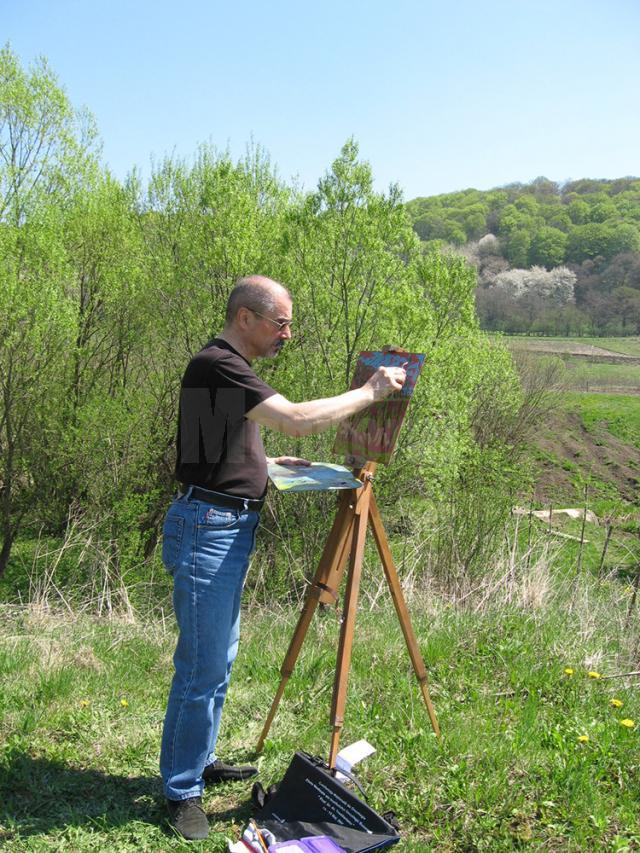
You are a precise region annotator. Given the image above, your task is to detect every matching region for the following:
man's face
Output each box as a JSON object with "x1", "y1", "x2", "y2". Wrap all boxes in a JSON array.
[{"x1": 247, "y1": 294, "x2": 293, "y2": 359}]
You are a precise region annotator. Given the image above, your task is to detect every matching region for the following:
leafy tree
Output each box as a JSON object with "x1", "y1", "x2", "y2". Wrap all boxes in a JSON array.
[
  {"x1": 607, "y1": 223, "x2": 640, "y2": 257},
  {"x1": 530, "y1": 176, "x2": 560, "y2": 198},
  {"x1": 564, "y1": 178, "x2": 607, "y2": 195},
  {"x1": 590, "y1": 201, "x2": 617, "y2": 223},
  {"x1": 142, "y1": 145, "x2": 287, "y2": 363},
  {"x1": 0, "y1": 211, "x2": 74, "y2": 575},
  {"x1": 131, "y1": 145, "x2": 289, "y2": 561},
  {"x1": 0, "y1": 46, "x2": 97, "y2": 573},
  {"x1": 612, "y1": 286, "x2": 640, "y2": 332},
  {"x1": 280, "y1": 139, "x2": 418, "y2": 394},
  {"x1": 529, "y1": 226, "x2": 567, "y2": 268},
  {"x1": 600, "y1": 252, "x2": 640, "y2": 290},
  {"x1": 515, "y1": 195, "x2": 538, "y2": 216},
  {"x1": 567, "y1": 199, "x2": 590, "y2": 225},
  {"x1": 499, "y1": 203, "x2": 527, "y2": 235},
  {"x1": 546, "y1": 209, "x2": 572, "y2": 231},
  {"x1": 477, "y1": 233, "x2": 500, "y2": 256},
  {"x1": 566, "y1": 222, "x2": 613, "y2": 263},
  {"x1": 505, "y1": 229, "x2": 531, "y2": 267},
  {"x1": 413, "y1": 210, "x2": 465, "y2": 245},
  {"x1": 0, "y1": 43, "x2": 98, "y2": 224}
]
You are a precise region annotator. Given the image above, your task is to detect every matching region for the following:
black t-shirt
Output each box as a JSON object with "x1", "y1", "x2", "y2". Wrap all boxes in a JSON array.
[{"x1": 175, "y1": 338, "x2": 277, "y2": 499}]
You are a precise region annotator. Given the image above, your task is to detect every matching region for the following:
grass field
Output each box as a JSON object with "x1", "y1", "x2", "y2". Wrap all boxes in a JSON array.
[
  {"x1": 503, "y1": 336, "x2": 639, "y2": 395},
  {"x1": 578, "y1": 337, "x2": 640, "y2": 358},
  {"x1": 567, "y1": 393, "x2": 640, "y2": 451},
  {"x1": 562, "y1": 361, "x2": 639, "y2": 394},
  {"x1": 1, "y1": 530, "x2": 639, "y2": 851},
  {"x1": 499, "y1": 333, "x2": 640, "y2": 508},
  {"x1": 2, "y1": 335, "x2": 638, "y2": 851},
  {"x1": 570, "y1": 337, "x2": 640, "y2": 358},
  {"x1": 504, "y1": 336, "x2": 640, "y2": 358},
  {"x1": 528, "y1": 391, "x2": 640, "y2": 510}
]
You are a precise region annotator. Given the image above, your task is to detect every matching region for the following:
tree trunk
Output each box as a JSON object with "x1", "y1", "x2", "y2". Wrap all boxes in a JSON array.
[{"x1": 0, "y1": 527, "x2": 15, "y2": 578}]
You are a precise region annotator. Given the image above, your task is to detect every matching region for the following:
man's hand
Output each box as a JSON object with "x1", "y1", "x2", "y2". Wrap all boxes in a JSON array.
[
  {"x1": 364, "y1": 363, "x2": 407, "y2": 401},
  {"x1": 268, "y1": 456, "x2": 312, "y2": 466}
]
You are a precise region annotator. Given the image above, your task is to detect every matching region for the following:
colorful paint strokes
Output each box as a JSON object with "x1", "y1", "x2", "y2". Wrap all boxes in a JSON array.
[
  {"x1": 268, "y1": 462, "x2": 363, "y2": 492},
  {"x1": 333, "y1": 351, "x2": 425, "y2": 465}
]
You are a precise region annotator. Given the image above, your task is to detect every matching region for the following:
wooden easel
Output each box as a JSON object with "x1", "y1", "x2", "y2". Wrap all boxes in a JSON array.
[{"x1": 256, "y1": 460, "x2": 441, "y2": 767}]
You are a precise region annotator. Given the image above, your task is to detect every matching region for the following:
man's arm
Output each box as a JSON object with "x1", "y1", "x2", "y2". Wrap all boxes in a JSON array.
[{"x1": 247, "y1": 365, "x2": 406, "y2": 437}]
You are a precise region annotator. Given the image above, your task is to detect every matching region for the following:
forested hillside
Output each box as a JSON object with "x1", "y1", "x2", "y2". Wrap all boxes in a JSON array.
[{"x1": 407, "y1": 178, "x2": 640, "y2": 335}]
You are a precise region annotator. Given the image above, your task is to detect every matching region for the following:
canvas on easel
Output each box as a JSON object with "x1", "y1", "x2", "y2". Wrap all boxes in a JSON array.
[
  {"x1": 258, "y1": 349, "x2": 439, "y2": 767},
  {"x1": 333, "y1": 351, "x2": 425, "y2": 465}
]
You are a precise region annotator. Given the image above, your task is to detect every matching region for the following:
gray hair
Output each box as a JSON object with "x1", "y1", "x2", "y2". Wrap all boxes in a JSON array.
[{"x1": 225, "y1": 275, "x2": 291, "y2": 324}]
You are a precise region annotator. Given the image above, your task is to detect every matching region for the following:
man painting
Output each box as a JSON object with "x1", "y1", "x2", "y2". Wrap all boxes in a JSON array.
[{"x1": 160, "y1": 275, "x2": 406, "y2": 840}]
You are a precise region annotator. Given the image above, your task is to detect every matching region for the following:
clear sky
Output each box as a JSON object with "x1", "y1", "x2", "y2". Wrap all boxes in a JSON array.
[{"x1": 4, "y1": 0, "x2": 639, "y2": 199}]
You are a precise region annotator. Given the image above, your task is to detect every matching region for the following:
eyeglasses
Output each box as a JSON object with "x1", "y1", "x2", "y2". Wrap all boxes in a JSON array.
[{"x1": 250, "y1": 309, "x2": 293, "y2": 331}]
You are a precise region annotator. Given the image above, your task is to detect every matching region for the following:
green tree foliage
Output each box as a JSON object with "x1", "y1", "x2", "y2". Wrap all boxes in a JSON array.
[
  {"x1": 567, "y1": 199, "x2": 590, "y2": 224},
  {"x1": 566, "y1": 223, "x2": 615, "y2": 263},
  {"x1": 0, "y1": 211, "x2": 75, "y2": 574},
  {"x1": 612, "y1": 286, "x2": 640, "y2": 331},
  {"x1": 280, "y1": 140, "x2": 418, "y2": 391},
  {"x1": 0, "y1": 50, "x2": 528, "y2": 602},
  {"x1": 407, "y1": 175, "x2": 640, "y2": 334},
  {"x1": 0, "y1": 43, "x2": 98, "y2": 224},
  {"x1": 505, "y1": 229, "x2": 532, "y2": 268},
  {"x1": 608, "y1": 223, "x2": 640, "y2": 257},
  {"x1": 529, "y1": 226, "x2": 568, "y2": 268},
  {"x1": 0, "y1": 45, "x2": 98, "y2": 575}
]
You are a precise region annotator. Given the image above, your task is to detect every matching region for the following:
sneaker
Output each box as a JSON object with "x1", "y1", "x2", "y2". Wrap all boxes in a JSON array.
[
  {"x1": 202, "y1": 758, "x2": 258, "y2": 784},
  {"x1": 166, "y1": 796, "x2": 209, "y2": 840}
]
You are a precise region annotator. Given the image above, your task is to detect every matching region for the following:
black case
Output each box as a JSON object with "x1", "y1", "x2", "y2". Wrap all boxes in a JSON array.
[{"x1": 254, "y1": 752, "x2": 400, "y2": 853}]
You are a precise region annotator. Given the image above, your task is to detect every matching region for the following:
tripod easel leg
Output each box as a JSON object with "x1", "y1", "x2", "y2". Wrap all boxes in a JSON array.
[
  {"x1": 369, "y1": 493, "x2": 441, "y2": 739},
  {"x1": 256, "y1": 491, "x2": 356, "y2": 751},
  {"x1": 318, "y1": 492, "x2": 358, "y2": 606},
  {"x1": 328, "y1": 483, "x2": 372, "y2": 767},
  {"x1": 256, "y1": 469, "x2": 441, "y2": 760}
]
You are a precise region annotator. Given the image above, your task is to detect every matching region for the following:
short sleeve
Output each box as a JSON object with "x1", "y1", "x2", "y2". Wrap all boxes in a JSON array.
[{"x1": 209, "y1": 351, "x2": 277, "y2": 414}]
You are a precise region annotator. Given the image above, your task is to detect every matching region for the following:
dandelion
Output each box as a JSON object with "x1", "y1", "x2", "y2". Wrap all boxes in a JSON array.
[
  {"x1": 577, "y1": 735, "x2": 589, "y2": 743},
  {"x1": 79, "y1": 699, "x2": 90, "y2": 708},
  {"x1": 564, "y1": 668, "x2": 574, "y2": 676},
  {"x1": 120, "y1": 698, "x2": 129, "y2": 708},
  {"x1": 610, "y1": 698, "x2": 623, "y2": 708},
  {"x1": 620, "y1": 719, "x2": 635, "y2": 729},
  {"x1": 587, "y1": 671, "x2": 601, "y2": 679}
]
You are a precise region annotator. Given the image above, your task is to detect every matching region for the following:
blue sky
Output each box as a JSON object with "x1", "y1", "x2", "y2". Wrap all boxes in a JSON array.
[{"x1": 4, "y1": 0, "x2": 639, "y2": 199}]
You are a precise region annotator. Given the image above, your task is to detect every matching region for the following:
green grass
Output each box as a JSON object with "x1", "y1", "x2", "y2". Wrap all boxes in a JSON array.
[
  {"x1": 2, "y1": 547, "x2": 640, "y2": 851},
  {"x1": 572, "y1": 337, "x2": 640, "y2": 357},
  {"x1": 511, "y1": 501, "x2": 638, "y2": 577},
  {"x1": 561, "y1": 360, "x2": 640, "y2": 393},
  {"x1": 561, "y1": 336, "x2": 640, "y2": 357},
  {"x1": 0, "y1": 532, "x2": 174, "y2": 615},
  {"x1": 502, "y1": 335, "x2": 640, "y2": 393},
  {"x1": 566, "y1": 393, "x2": 640, "y2": 450},
  {"x1": 503, "y1": 335, "x2": 640, "y2": 357}
]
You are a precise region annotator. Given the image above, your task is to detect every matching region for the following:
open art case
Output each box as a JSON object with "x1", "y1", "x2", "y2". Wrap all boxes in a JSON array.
[{"x1": 254, "y1": 752, "x2": 400, "y2": 853}]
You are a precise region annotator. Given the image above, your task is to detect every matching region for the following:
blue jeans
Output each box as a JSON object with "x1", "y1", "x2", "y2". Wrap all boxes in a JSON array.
[{"x1": 159, "y1": 489, "x2": 260, "y2": 801}]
